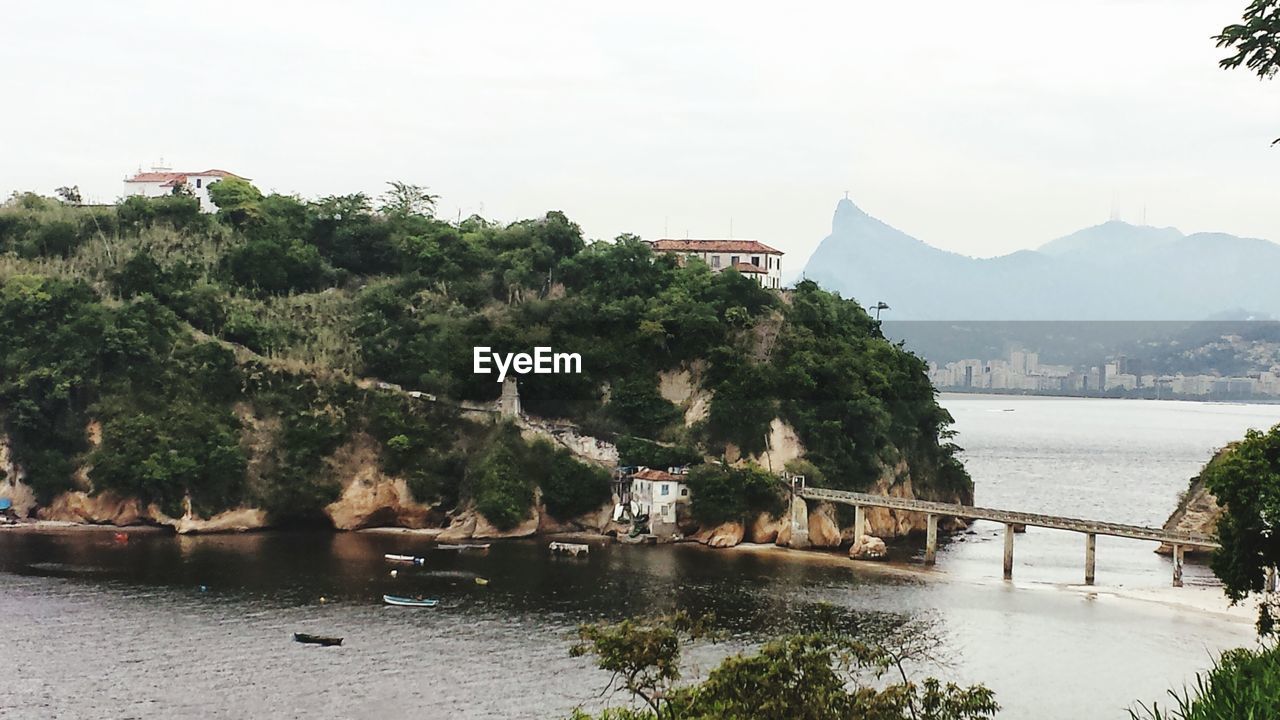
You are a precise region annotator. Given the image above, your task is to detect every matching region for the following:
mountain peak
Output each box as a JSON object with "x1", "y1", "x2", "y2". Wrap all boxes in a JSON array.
[{"x1": 832, "y1": 196, "x2": 866, "y2": 234}]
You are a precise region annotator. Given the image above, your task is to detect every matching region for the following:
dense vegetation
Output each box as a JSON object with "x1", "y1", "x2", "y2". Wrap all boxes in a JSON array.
[
  {"x1": 568, "y1": 612, "x2": 999, "y2": 720},
  {"x1": 0, "y1": 180, "x2": 966, "y2": 526},
  {"x1": 1130, "y1": 644, "x2": 1280, "y2": 720}
]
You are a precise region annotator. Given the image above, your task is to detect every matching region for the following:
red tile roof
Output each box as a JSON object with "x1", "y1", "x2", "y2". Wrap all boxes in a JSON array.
[
  {"x1": 649, "y1": 239, "x2": 783, "y2": 255},
  {"x1": 125, "y1": 169, "x2": 246, "y2": 185},
  {"x1": 631, "y1": 468, "x2": 680, "y2": 482},
  {"x1": 731, "y1": 261, "x2": 768, "y2": 274}
]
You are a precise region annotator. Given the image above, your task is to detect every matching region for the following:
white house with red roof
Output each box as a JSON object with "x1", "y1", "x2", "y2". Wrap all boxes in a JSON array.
[
  {"x1": 647, "y1": 239, "x2": 784, "y2": 289},
  {"x1": 122, "y1": 164, "x2": 248, "y2": 213},
  {"x1": 629, "y1": 466, "x2": 690, "y2": 533}
]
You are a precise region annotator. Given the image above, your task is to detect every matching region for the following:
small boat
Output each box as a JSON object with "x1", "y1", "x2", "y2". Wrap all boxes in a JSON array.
[
  {"x1": 384, "y1": 553, "x2": 426, "y2": 565},
  {"x1": 474, "y1": 577, "x2": 490, "y2": 586},
  {"x1": 436, "y1": 543, "x2": 491, "y2": 551},
  {"x1": 383, "y1": 594, "x2": 438, "y2": 607},
  {"x1": 293, "y1": 633, "x2": 343, "y2": 647}
]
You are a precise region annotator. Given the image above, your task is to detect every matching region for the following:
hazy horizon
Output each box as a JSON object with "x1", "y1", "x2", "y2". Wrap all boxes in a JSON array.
[{"x1": 4, "y1": 1, "x2": 1278, "y2": 265}]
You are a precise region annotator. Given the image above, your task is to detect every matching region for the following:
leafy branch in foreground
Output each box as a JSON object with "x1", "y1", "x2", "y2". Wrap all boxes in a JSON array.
[
  {"x1": 1216, "y1": 1, "x2": 1280, "y2": 143},
  {"x1": 567, "y1": 611, "x2": 998, "y2": 720}
]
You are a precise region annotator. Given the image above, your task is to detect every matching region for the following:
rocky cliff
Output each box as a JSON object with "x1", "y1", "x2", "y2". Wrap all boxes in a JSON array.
[{"x1": 1158, "y1": 448, "x2": 1228, "y2": 556}]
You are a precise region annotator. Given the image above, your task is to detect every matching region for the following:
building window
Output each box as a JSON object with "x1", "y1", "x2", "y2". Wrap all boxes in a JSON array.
[
  {"x1": 751, "y1": 255, "x2": 760, "y2": 266},
  {"x1": 661, "y1": 484, "x2": 669, "y2": 496},
  {"x1": 711, "y1": 255, "x2": 720, "y2": 268},
  {"x1": 730, "y1": 255, "x2": 739, "y2": 266},
  {"x1": 195, "y1": 178, "x2": 202, "y2": 188},
  {"x1": 680, "y1": 487, "x2": 688, "y2": 497}
]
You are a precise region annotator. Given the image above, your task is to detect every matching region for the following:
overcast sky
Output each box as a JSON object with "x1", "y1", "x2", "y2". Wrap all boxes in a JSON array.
[{"x1": 3, "y1": 1, "x2": 1278, "y2": 267}]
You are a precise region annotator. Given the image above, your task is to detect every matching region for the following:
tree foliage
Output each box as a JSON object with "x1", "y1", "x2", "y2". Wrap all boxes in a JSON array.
[
  {"x1": 1217, "y1": 1, "x2": 1280, "y2": 80},
  {"x1": 569, "y1": 613, "x2": 998, "y2": 720},
  {"x1": 1204, "y1": 424, "x2": 1280, "y2": 635}
]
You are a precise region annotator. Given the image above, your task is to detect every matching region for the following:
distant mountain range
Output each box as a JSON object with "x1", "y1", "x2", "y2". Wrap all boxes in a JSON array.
[{"x1": 800, "y1": 198, "x2": 1280, "y2": 320}]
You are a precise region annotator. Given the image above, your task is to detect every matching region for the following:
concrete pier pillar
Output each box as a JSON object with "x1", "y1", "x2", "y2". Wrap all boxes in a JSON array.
[
  {"x1": 788, "y1": 496, "x2": 811, "y2": 550},
  {"x1": 853, "y1": 505, "x2": 866, "y2": 542},
  {"x1": 1003, "y1": 523, "x2": 1014, "y2": 580},
  {"x1": 1172, "y1": 544, "x2": 1183, "y2": 587},
  {"x1": 925, "y1": 513, "x2": 938, "y2": 565},
  {"x1": 1084, "y1": 533, "x2": 1096, "y2": 585}
]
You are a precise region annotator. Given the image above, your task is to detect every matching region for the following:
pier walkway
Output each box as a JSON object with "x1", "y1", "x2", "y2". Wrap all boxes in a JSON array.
[{"x1": 795, "y1": 486, "x2": 1218, "y2": 586}]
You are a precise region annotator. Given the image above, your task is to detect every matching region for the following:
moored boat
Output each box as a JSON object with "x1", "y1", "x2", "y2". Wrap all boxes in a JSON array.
[
  {"x1": 435, "y1": 543, "x2": 491, "y2": 551},
  {"x1": 293, "y1": 633, "x2": 343, "y2": 646},
  {"x1": 384, "y1": 553, "x2": 426, "y2": 565},
  {"x1": 383, "y1": 594, "x2": 438, "y2": 607}
]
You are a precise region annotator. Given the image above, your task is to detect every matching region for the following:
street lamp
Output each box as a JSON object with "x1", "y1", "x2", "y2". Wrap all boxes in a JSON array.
[{"x1": 873, "y1": 301, "x2": 890, "y2": 320}]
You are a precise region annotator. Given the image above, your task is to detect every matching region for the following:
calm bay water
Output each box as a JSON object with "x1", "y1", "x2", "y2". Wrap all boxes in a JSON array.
[{"x1": 2, "y1": 394, "x2": 1279, "y2": 719}]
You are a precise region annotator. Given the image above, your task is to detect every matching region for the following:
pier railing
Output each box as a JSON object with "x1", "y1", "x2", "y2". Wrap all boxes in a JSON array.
[{"x1": 795, "y1": 485, "x2": 1217, "y2": 586}]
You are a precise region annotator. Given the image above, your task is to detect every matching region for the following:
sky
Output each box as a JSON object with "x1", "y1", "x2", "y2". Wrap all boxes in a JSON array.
[{"x1": 3, "y1": 1, "x2": 1278, "y2": 268}]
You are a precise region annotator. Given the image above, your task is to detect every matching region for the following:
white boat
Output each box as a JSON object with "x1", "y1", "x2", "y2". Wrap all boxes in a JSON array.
[
  {"x1": 383, "y1": 595, "x2": 438, "y2": 607},
  {"x1": 384, "y1": 553, "x2": 425, "y2": 565}
]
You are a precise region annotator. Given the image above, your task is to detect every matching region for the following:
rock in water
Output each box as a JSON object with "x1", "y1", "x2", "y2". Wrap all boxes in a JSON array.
[{"x1": 849, "y1": 535, "x2": 887, "y2": 561}]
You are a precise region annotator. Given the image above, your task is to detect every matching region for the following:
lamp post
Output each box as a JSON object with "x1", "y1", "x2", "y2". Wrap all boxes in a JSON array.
[{"x1": 873, "y1": 301, "x2": 889, "y2": 321}]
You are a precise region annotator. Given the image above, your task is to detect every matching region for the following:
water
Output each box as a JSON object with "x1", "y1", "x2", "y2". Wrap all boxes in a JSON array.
[{"x1": 1, "y1": 395, "x2": 1278, "y2": 720}]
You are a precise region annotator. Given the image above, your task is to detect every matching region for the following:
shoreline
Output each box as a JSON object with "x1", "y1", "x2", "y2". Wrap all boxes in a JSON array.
[{"x1": 4, "y1": 520, "x2": 1254, "y2": 626}]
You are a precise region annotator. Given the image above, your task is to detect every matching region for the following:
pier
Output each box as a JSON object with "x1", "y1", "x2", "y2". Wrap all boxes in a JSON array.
[{"x1": 795, "y1": 486, "x2": 1218, "y2": 586}]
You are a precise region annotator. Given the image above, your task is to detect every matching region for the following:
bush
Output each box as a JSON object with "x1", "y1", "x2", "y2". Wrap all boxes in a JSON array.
[
  {"x1": 541, "y1": 451, "x2": 611, "y2": 520},
  {"x1": 616, "y1": 436, "x2": 703, "y2": 469},
  {"x1": 684, "y1": 463, "x2": 782, "y2": 525},
  {"x1": 223, "y1": 237, "x2": 335, "y2": 295},
  {"x1": 1130, "y1": 644, "x2": 1280, "y2": 720},
  {"x1": 469, "y1": 438, "x2": 532, "y2": 530}
]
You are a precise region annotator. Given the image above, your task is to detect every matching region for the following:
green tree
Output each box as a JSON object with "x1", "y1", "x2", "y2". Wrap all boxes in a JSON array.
[
  {"x1": 1203, "y1": 425, "x2": 1280, "y2": 635},
  {"x1": 683, "y1": 463, "x2": 781, "y2": 526},
  {"x1": 1217, "y1": 1, "x2": 1280, "y2": 142},
  {"x1": 378, "y1": 181, "x2": 439, "y2": 218},
  {"x1": 569, "y1": 614, "x2": 998, "y2": 720},
  {"x1": 207, "y1": 177, "x2": 265, "y2": 230}
]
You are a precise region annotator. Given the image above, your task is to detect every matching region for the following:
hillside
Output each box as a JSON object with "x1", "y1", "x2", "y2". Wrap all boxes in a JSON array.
[
  {"x1": 0, "y1": 183, "x2": 969, "y2": 536},
  {"x1": 802, "y1": 198, "x2": 1280, "y2": 321}
]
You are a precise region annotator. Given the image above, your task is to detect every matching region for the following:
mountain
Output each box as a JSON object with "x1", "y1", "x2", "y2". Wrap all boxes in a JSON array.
[{"x1": 801, "y1": 198, "x2": 1280, "y2": 320}]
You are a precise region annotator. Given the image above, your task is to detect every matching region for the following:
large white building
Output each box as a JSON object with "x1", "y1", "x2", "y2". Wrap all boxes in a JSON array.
[
  {"x1": 648, "y1": 239, "x2": 784, "y2": 289},
  {"x1": 123, "y1": 165, "x2": 247, "y2": 213}
]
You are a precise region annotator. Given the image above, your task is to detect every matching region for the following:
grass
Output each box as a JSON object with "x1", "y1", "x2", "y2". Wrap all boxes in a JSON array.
[{"x1": 1129, "y1": 645, "x2": 1280, "y2": 720}]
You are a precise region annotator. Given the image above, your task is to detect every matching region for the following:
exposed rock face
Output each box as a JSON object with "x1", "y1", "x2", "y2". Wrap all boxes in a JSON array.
[
  {"x1": 749, "y1": 512, "x2": 783, "y2": 544},
  {"x1": 1159, "y1": 450, "x2": 1227, "y2": 556},
  {"x1": 38, "y1": 491, "x2": 150, "y2": 526},
  {"x1": 155, "y1": 507, "x2": 269, "y2": 534},
  {"x1": 0, "y1": 435, "x2": 37, "y2": 518},
  {"x1": 808, "y1": 503, "x2": 842, "y2": 547},
  {"x1": 518, "y1": 420, "x2": 619, "y2": 467},
  {"x1": 749, "y1": 419, "x2": 805, "y2": 474},
  {"x1": 322, "y1": 433, "x2": 440, "y2": 530},
  {"x1": 843, "y1": 460, "x2": 971, "y2": 540},
  {"x1": 849, "y1": 535, "x2": 888, "y2": 560},
  {"x1": 658, "y1": 361, "x2": 711, "y2": 427},
  {"x1": 326, "y1": 478, "x2": 436, "y2": 531},
  {"x1": 436, "y1": 512, "x2": 478, "y2": 542},
  {"x1": 693, "y1": 521, "x2": 745, "y2": 548},
  {"x1": 438, "y1": 505, "x2": 540, "y2": 540}
]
